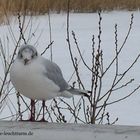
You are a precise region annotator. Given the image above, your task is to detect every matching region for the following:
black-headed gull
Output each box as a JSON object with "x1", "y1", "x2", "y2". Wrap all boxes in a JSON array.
[{"x1": 10, "y1": 44, "x2": 90, "y2": 121}]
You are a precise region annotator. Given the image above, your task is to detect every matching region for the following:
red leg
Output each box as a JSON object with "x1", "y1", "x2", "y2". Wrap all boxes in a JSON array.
[
  {"x1": 20, "y1": 99, "x2": 35, "y2": 121},
  {"x1": 29, "y1": 99, "x2": 35, "y2": 121},
  {"x1": 39, "y1": 100, "x2": 46, "y2": 122}
]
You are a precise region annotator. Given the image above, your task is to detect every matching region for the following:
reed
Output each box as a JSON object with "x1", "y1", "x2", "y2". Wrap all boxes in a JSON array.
[{"x1": 0, "y1": 0, "x2": 139, "y2": 15}]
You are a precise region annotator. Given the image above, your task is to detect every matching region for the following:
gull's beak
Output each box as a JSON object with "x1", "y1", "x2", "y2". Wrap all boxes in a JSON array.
[{"x1": 24, "y1": 58, "x2": 30, "y2": 65}]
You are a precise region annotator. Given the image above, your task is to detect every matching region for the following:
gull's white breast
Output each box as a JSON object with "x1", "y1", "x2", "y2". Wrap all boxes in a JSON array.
[{"x1": 10, "y1": 57, "x2": 60, "y2": 100}]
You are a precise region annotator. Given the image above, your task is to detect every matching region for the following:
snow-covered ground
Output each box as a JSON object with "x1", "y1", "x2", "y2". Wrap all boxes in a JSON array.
[
  {"x1": 0, "y1": 121, "x2": 140, "y2": 140},
  {"x1": 0, "y1": 11, "x2": 140, "y2": 125}
]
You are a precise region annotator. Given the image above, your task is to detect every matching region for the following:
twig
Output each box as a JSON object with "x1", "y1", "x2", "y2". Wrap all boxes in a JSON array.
[
  {"x1": 17, "y1": 13, "x2": 26, "y2": 44},
  {"x1": 72, "y1": 31, "x2": 93, "y2": 73},
  {"x1": 41, "y1": 41, "x2": 54, "y2": 55},
  {"x1": 103, "y1": 14, "x2": 134, "y2": 76},
  {"x1": 47, "y1": 3, "x2": 53, "y2": 61}
]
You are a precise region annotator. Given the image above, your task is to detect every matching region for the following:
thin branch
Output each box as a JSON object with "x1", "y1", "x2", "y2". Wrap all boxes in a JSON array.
[
  {"x1": 41, "y1": 41, "x2": 54, "y2": 55},
  {"x1": 17, "y1": 13, "x2": 26, "y2": 44},
  {"x1": 103, "y1": 14, "x2": 134, "y2": 76},
  {"x1": 72, "y1": 31, "x2": 93, "y2": 73}
]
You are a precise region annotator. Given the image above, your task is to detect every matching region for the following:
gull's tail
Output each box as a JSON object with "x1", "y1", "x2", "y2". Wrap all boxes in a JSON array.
[{"x1": 67, "y1": 88, "x2": 91, "y2": 98}]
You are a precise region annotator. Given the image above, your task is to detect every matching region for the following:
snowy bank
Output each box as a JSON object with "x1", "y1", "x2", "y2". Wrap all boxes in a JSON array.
[{"x1": 0, "y1": 121, "x2": 140, "y2": 140}]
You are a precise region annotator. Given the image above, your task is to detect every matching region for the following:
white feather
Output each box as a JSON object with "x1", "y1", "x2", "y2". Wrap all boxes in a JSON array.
[{"x1": 10, "y1": 56, "x2": 61, "y2": 100}]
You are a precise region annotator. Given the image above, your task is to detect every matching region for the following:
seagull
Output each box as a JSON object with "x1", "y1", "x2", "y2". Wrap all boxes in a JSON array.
[{"x1": 10, "y1": 44, "x2": 90, "y2": 121}]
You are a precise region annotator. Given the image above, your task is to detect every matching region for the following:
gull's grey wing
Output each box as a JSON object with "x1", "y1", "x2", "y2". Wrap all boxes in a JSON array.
[{"x1": 42, "y1": 58, "x2": 69, "y2": 91}]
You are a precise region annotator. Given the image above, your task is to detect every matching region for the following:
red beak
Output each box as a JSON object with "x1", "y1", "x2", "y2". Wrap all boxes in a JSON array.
[{"x1": 24, "y1": 58, "x2": 29, "y2": 65}]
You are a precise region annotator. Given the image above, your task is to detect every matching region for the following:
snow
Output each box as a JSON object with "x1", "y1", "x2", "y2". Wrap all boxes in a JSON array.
[
  {"x1": 0, "y1": 11, "x2": 140, "y2": 125},
  {"x1": 0, "y1": 121, "x2": 140, "y2": 140}
]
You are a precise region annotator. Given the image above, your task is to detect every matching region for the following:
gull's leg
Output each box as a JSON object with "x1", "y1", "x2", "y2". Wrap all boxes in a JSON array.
[
  {"x1": 20, "y1": 99, "x2": 35, "y2": 121},
  {"x1": 29, "y1": 99, "x2": 35, "y2": 121},
  {"x1": 39, "y1": 100, "x2": 46, "y2": 122}
]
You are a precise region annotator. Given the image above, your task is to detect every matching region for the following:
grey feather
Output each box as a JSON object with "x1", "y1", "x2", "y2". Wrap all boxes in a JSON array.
[
  {"x1": 42, "y1": 58, "x2": 90, "y2": 98},
  {"x1": 42, "y1": 58, "x2": 69, "y2": 91}
]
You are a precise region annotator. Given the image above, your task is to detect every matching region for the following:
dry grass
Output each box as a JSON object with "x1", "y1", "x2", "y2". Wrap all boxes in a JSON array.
[
  {"x1": 0, "y1": 0, "x2": 139, "y2": 23},
  {"x1": 0, "y1": 0, "x2": 140, "y2": 15}
]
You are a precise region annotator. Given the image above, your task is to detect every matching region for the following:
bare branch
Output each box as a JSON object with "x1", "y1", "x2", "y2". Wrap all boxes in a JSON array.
[{"x1": 41, "y1": 41, "x2": 54, "y2": 56}]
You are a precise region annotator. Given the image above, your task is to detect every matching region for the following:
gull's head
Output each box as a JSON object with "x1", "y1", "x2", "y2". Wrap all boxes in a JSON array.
[{"x1": 18, "y1": 45, "x2": 38, "y2": 65}]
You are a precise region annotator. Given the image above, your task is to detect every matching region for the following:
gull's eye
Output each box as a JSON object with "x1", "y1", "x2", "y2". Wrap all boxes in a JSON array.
[
  {"x1": 35, "y1": 52, "x2": 38, "y2": 56},
  {"x1": 31, "y1": 52, "x2": 37, "y2": 59},
  {"x1": 31, "y1": 55, "x2": 34, "y2": 59},
  {"x1": 18, "y1": 51, "x2": 23, "y2": 59}
]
